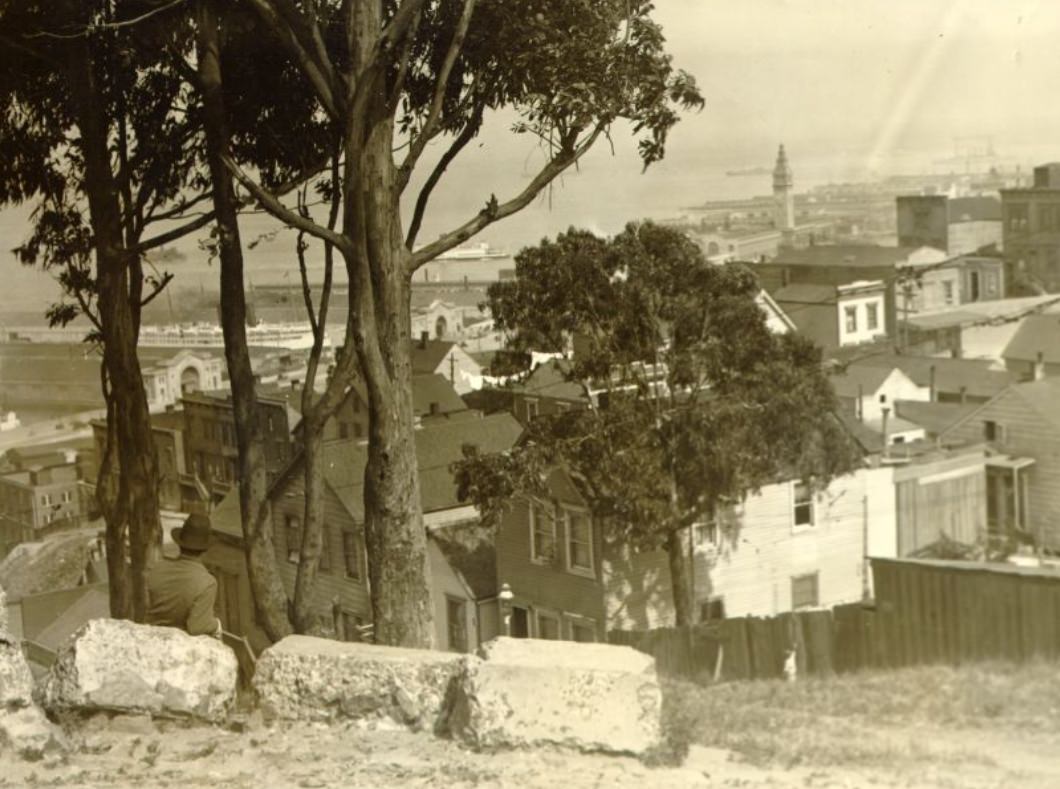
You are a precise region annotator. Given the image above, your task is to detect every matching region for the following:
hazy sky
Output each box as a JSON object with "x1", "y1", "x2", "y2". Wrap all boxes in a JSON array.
[{"x1": 6, "y1": 0, "x2": 1060, "y2": 306}]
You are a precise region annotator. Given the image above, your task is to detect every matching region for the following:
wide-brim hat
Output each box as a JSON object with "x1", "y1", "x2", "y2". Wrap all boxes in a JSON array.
[{"x1": 171, "y1": 512, "x2": 212, "y2": 552}]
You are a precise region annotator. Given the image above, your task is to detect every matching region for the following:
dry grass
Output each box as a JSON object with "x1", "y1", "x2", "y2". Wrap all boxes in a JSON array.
[{"x1": 662, "y1": 661, "x2": 1060, "y2": 770}]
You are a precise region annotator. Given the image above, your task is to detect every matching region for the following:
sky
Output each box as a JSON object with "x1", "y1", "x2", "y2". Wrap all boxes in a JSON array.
[{"x1": 5, "y1": 0, "x2": 1060, "y2": 309}]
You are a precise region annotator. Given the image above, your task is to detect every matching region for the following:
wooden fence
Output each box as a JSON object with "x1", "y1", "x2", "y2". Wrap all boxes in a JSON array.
[{"x1": 609, "y1": 557, "x2": 1060, "y2": 681}]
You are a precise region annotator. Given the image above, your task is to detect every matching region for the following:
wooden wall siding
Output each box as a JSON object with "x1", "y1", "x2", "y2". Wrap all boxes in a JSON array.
[
  {"x1": 427, "y1": 540, "x2": 477, "y2": 651},
  {"x1": 605, "y1": 468, "x2": 893, "y2": 628},
  {"x1": 945, "y1": 388, "x2": 1060, "y2": 548},
  {"x1": 495, "y1": 498, "x2": 606, "y2": 636},
  {"x1": 203, "y1": 538, "x2": 272, "y2": 655},
  {"x1": 271, "y1": 472, "x2": 372, "y2": 629},
  {"x1": 895, "y1": 470, "x2": 986, "y2": 554}
]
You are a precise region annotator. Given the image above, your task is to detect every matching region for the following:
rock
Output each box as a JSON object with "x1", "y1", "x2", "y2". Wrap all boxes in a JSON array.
[
  {"x1": 253, "y1": 635, "x2": 466, "y2": 731},
  {"x1": 448, "y1": 637, "x2": 663, "y2": 756},
  {"x1": 0, "y1": 640, "x2": 35, "y2": 709},
  {"x1": 40, "y1": 619, "x2": 237, "y2": 723}
]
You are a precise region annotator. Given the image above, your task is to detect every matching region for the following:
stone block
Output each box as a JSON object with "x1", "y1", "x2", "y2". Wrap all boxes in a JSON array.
[
  {"x1": 40, "y1": 619, "x2": 237, "y2": 722},
  {"x1": 448, "y1": 637, "x2": 663, "y2": 755},
  {"x1": 253, "y1": 635, "x2": 466, "y2": 731}
]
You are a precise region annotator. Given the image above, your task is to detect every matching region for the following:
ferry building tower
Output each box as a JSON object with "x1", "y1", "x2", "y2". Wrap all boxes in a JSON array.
[{"x1": 773, "y1": 144, "x2": 795, "y2": 232}]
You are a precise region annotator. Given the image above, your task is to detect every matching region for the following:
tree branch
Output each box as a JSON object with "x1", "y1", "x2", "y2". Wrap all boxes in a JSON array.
[
  {"x1": 405, "y1": 102, "x2": 483, "y2": 248},
  {"x1": 242, "y1": 0, "x2": 339, "y2": 118},
  {"x1": 410, "y1": 124, "x2": 605, "y2": 269},
  {"x1": 387, "y1": 4, "x2": 423, "y2": 113},
  {"x1": 397, "y1": 0, "x2": 476, "y2": 191},
  {"x1": 139, "y1": 271, "x2": 175, "y2": 308},
  {"x1": 223, "y1": 154, "x2": 350, "y2": 252}
]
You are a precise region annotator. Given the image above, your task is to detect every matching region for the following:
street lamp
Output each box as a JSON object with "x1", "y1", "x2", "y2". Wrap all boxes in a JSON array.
[{"x1": 498, "y1": 582, "x2": 514, "y2": 636}]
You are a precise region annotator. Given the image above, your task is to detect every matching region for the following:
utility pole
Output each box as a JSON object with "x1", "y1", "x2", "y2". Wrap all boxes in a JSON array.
[{"x1": 449, "y1": 352, "x2": 456, "y2": 385}]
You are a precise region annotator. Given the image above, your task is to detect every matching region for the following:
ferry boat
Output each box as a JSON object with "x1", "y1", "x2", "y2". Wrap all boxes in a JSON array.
[
  {"x1": 138, "y1": 322, "x2": 326, "y2": 350},
  {"x1": 434, "y1": 242, "x2": 510, "y2": 261}
]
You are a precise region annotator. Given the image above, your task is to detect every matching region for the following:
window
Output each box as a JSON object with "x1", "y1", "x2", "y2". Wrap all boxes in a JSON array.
[
  {"x1": 339, "y1": 422, "x2": 350, "y2": 440},
  {"x1": 524, "y1": 398, "x2": 539, "y2": 422},
  {"x1": 285, "y1": 514, "x2": 301, "y2": 563},
  {"x1": 844, "y1": 306, "x2": 857, "y2": 334},
  {"x1": 791, "y1": 573, "x2": 819, "y2": 609},
  {"x1": 792, "y1": 481, "x2": 814, "y2": 529},
  {"x1": 536, "y1": 610, "x2": 560, "y2": 640},
  {"x1": 700, "y1": 597, "x2": 726, "y2": 622},
  {"x1": 942, "y1": 281, "x2": 955, "y2": 306},
  {"x1": 342, "y1": 531, "x2": 363, "y2": 580},
  {"x1": 61, "y1": 490, "x2": 72, "y2": 504},
  {"x1": 446, "y1": 597, "x2": 468, "y2": 653},
  {"x1": 878, "y1": 393, "x2": 887, "y2": 404},
  {"x1": 530, "y1": 501, "x2": 557, "y2": 563},
  {"x1": 565, "y1": 509, "x2": 593, "y2": 573},
  {"x1": 40, "y1": 494, "x2": 51, "y2": 507},
  {"x1": 865, "y1": 302, "x2": 878, "y2": 330},
  {"x1": 694, "y1": 520, "x2": 719, "y2": 549},
  {"x1": 569, "y1": 617, "x2": 596, "y2": 643},
  {"x1": 983, "y1": 420, "x2": 1005, "y2": 443}
]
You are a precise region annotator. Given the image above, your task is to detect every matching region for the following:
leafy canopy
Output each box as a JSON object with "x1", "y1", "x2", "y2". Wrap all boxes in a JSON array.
[{"x1": 457, "y1": 222, "x2": 862, "y2": 549}]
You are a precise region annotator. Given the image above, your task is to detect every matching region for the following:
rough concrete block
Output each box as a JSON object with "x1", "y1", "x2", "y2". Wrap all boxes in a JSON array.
[
  {"x1": 448, "y1": 637, "x2": 663, "y2": 755},
  {"x1": 253, "y1": 635, "x2": 467, "y2": 731},
  {"x1": 40, "y1": 619, "x2": 237, "y2": 722}
]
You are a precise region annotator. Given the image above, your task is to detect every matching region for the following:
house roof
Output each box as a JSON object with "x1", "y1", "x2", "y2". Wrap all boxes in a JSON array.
[
  {"x1": 1002, "y1": 314, "x2": 1060, "y2": 364},
  {"x1": 847, "y1": 354, "x2": 1017, "y2": 400},
  {"x1": 430, "y1": 523, "x2": 497, "y2": 600},
  {"x1": 894, "y1": 399, "x2": 979, "y2": 436},
  {"x1": 829, "y1": 365, "x2": 900, "y2": 398},
  {"x1": 773, "y1": 244, "x2": 915, "y2": 269},
  {"x1": 29, "y1": 584, "x2": 109, "y2": 654},
  {"x1": 151, "y1": 410, "x2": 185, "y2": 432},
  {"x1": 320, "y1": 412, "x2": 523, "y2": 522},
  {"x1": 772, "y1": 283, "x2": 837, "y2": 304},
  {"x1": 835, "y1": 410, "x2": 885, "y2": 454},
  {"x1": 516, "y1": 359, "x2": 586, "y2": 402},
  {"x1": 411, "y1": 339, "x2": 459, "y2": 374},
  {"x1": 413, "y1": 373, "x2": 466, "y2": 416},
  {"x1": 0, "y1": 528, "x2": 102, "y2": 602},
  {"x1": 947, "y1": 196, "x2": 1002, "y2": 223},
  {"x1": 210, "y1": 487, "x2": 244, "y2": 539}
]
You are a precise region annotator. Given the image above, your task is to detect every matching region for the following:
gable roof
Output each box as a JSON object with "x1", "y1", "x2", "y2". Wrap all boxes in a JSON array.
[
  {"x1": 1002, "y1": 314, "x2": 1060, "y2": 364},
  {"x1": 847, "y1": 354, "x2": 1017, "y2": 400},
  {"x1": 411, "y1": 339, "x2": 459, "y2": 373},
  {"x1": 894, "y1": 399, "x2": 978, "y2": 436},
  {"x1": 829, "y1": 365, "x2": 905, "y2": 398},
  {"x1": 412, "y1": 373, "x2": 466, "y2": 416}
]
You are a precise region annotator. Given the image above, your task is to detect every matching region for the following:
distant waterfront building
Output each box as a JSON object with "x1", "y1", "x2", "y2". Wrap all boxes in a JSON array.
[
  {"x1": 896, "y1": 195, "x2": 1003, "y2": 256},
  {"x1": 1000, "y1": 162, "x2": 1060, "y2": 293}
]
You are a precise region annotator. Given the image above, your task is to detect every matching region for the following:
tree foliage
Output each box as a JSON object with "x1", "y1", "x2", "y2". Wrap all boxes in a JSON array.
[{"x1": 456, "y1": 222, "x2": 862, "y2": 623}]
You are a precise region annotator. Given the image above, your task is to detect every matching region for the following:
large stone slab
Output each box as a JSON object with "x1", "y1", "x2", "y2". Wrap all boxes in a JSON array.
[
  {"x1": 448, "y1": 637, "x2": 663, "y2": 755},
  {"x1": 40, "y1": 619, "x2": 237, "y2": 722},
  {"x1": 253, "y1": 635, "x2": 466, "y2": 731}
]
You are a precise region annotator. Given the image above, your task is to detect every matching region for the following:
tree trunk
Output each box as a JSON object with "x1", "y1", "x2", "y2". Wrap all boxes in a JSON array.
[
  {"x1": 666, "y1": 529, "x2": 693, "y2": 627},
  {"x1": 196, "y1": 0, "x2": 292, "y2": 641},
  {"x1": 292, "y1": 416, "x2": 325, "y2": 632},
  {"x1": 336, "y1": 8, "x2": 433, "y2": 646},
  {"x1": 67, "y1": 24, "x2": 160, "y2": 621}
]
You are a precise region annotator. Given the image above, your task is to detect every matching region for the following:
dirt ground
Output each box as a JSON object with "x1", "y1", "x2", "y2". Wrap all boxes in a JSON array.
[{"x1": 4, "y1": 711, "x2": 1059, "y2": 789}]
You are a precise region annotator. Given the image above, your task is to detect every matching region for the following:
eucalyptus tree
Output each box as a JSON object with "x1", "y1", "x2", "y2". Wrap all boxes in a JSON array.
[
  {"x1": 210, "y1": 0, "x2": 703, "y2": 646},
  {"x1": 455, "y1": 223, "x2": 861, "y2": 624}
]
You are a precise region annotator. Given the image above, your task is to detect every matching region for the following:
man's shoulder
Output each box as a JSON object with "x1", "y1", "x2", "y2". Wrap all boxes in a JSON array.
[{"x1": 150, "y1": 557, "x2": 216, "y2": 591}]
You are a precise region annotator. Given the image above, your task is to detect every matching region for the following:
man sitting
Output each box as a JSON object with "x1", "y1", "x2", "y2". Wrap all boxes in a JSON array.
[{"x1": 146, "y1": 512, "x2": 223, "y2": 638}]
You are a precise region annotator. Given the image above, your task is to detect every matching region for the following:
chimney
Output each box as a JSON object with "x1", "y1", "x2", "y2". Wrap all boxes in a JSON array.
[
  {"x1": 1035, "y1": 351, "x2": 1045, "y2": 381},
  {"x1": 856, "y1": 384, "x2": 863, "y2": 421},
  {"x1": 420, "y1": 330, "x2": 429, "y2": 349},
  {"x1": 929, "y1": 365, "x2": 936, "y2": 401},
  {"x1": 881, "y1": 407, "x2": 890, "y2": 453},
  {"x1": 959, "y1": 385, "x2": 967, "y2": 404}
]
